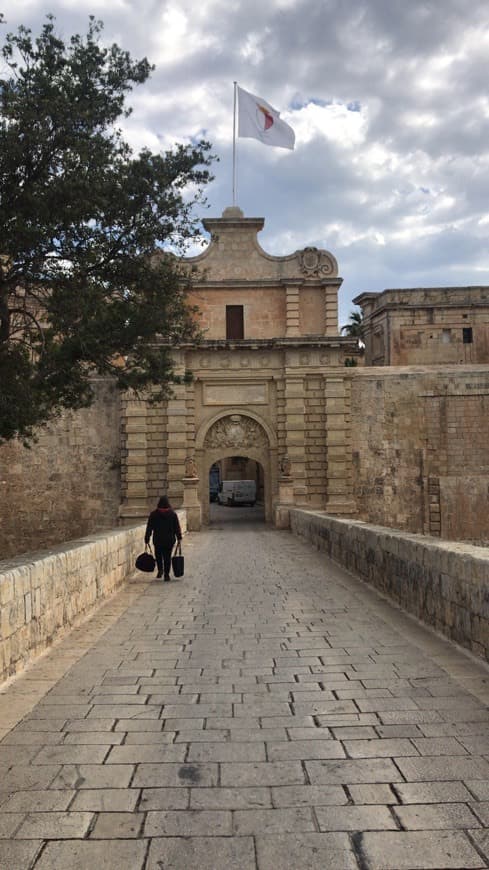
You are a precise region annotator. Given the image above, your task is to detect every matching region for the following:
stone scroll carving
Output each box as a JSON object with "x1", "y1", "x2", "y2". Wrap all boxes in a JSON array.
[
  {"x1": 204, "y1": 414, "x2": 268, "y2": 449},
  {"x1": 298, "y1": 247, "x2": 336, "y2": 278}
]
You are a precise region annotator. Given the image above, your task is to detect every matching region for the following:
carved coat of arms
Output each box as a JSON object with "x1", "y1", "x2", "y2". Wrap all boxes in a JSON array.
[
  {"x1": 205, "y1": 414, "x2": 267, "y2": 449},
  {"x1": 298, "y1": 247, "x2": 336, "y2": 277}
]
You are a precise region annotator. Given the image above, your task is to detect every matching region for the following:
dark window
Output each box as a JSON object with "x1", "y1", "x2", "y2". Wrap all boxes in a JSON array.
[
  {"x1": 462, "y1": 327, "x2": 473, "y2": 344},
  {"x1": 226, "y1": 305, "x2": 244, "y2": 339}
]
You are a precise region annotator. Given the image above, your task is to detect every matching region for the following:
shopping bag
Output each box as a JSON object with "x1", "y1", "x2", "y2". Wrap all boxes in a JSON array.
[
  {"x1": 171, "y1": 541, "x2": 184, "y2": 578},
  {"x1": 135, "y1": 546, "x2": 155, "y2": 573}
]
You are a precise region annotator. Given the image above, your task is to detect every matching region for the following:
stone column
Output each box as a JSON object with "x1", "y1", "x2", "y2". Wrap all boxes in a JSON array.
[
  {"x1": 285, "y1": 282, "x2": 302, "y2": 337},
  {"x1": 324, "y1": 374, "x2": 356, "y2": 514},
  {"x1": 119, "y1": 395, "x2": 150, "y2": 524}
]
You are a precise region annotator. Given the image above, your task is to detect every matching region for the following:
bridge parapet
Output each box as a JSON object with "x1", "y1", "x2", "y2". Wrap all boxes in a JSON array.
[
  {"x1": 0, "y1": 511, "x2": 187, "y2": 683},
  {"x1": 290, "y1": 509, "x2": 489, "y2": 662}
]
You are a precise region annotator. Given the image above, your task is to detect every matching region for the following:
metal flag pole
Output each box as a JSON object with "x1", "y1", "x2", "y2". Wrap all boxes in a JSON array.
[{"x1": 232, "y1": 81, "x2": 237, "y2": 206}]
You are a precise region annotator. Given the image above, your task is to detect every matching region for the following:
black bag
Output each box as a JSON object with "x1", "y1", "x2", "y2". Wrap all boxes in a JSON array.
[
  {"x1": 135, "y1": 546, "x2": 156, "y2": 573},
  {"x1": 171, "y1": 541, "x2": 184, "y2": 578}
]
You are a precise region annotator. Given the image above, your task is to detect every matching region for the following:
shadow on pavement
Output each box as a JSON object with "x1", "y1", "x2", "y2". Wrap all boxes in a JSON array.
[{"x1": 208, "y1": 502, "x2": 265, "y2": 528}]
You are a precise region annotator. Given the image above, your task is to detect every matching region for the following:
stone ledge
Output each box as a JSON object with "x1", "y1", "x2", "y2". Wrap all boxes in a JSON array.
[{"x1": 289, "y1": 509, "x2": 489, "y2": 662}]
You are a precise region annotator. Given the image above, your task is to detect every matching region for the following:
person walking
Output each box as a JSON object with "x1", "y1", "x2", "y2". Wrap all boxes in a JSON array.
[{"x1": 144, "y1": 496, "x2": 182, "y2": 581}]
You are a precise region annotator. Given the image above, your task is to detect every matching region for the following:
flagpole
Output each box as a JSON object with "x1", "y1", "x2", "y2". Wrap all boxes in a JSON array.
[{"x1": 232, "y1": 81, "x2": 237, "y2": 206}]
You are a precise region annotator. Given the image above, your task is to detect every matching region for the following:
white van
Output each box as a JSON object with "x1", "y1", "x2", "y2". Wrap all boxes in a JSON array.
[{"x1": 217, "y1": 480, "x2": 256, "y2": 506}]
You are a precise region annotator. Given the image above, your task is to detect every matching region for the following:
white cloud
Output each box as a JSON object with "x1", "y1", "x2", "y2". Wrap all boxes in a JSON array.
[{"x1": 3, "y1": 0, "x2": 489, "y2": 327}]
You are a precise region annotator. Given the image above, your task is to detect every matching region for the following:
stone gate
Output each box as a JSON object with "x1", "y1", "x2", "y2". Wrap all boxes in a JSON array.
[{"x1": 118, "y1": 206, "x2": 359, "y2": 528}]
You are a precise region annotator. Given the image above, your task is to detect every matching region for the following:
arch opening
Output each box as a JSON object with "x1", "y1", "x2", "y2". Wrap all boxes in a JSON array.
[
  {"x1": 196, "y1": 411, "x2": 276, "y2": 525},
  {"x1": 208, "y1": 456, "x2": 265, "y2": 526}
]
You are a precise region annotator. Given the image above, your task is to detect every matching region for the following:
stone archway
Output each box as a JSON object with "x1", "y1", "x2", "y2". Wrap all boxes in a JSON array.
[{"x1": 196, "y1": 412, "x2": 277, "y2": 524}]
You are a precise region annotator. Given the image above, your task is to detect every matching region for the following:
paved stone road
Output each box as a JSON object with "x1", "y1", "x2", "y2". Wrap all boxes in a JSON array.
[{"x1": 0, "y1": 518, "x2": 488, "y2": 869}]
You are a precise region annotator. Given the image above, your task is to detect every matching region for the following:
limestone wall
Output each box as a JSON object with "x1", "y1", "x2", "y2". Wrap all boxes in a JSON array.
[
  {"x1": 0, "y1": 380, "x2": 122, "y2": 559},
  {"x1": 350, "y1": 366, "x2": 489, "y2": 543},
  {"x1": 357, "y1": 286, "x2": 489, "y2": 366},
  {"x1": 0, "y1": 512, "x2": 187, "y2": 682},
  {"x1": 289, "y1": 509, "x2": 489, "y2": 662}
]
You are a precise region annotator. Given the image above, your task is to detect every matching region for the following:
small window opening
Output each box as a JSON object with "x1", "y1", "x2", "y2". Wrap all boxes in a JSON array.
[
  {"x1": 226, "y1": 305, "x2": 244, "y2": 339},
  {"x1": 462, "y1": 327, "x2": 473, "y2": 344}
]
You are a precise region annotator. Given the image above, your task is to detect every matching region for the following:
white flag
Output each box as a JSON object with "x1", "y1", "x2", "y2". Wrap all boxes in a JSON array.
[{"x1": 237, "y1": 86, "x2": 295, "y2": 150}]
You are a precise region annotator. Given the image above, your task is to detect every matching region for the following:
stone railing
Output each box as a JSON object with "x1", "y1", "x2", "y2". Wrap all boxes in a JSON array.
[
  {"x1": 289, "y1": 510, "x2": 489, "y2": 662},
  {"x1": 0, "y1": 511, "x2": 187, "y2": 683}
]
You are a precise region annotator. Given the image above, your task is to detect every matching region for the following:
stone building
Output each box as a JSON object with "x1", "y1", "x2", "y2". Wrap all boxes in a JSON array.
[
  {"x1": 355, "y1": 286, "x2": 489, "y2": 366},
  {"x1": 1, "y1": 208, "x2": 488, "y2": 557},
  {"x1": 119, "y1": 206, "x2": 359, "y2": 528}
]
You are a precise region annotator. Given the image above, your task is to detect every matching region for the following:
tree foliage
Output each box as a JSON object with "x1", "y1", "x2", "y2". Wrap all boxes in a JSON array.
[
  {"x1": 341, "y1": 309, "x2": 364, "y2": 339},
  {"x1": 0, "y1": 16, "x2": 214, "y2": 443}
]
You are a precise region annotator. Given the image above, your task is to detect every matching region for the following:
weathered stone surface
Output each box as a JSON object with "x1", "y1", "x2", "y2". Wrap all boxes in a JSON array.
[
  {"x1": 34, "y1": 839, "x2": 148, "y2": 870},
  {"x1": 255, "y1": 833, "x2": 357, "y2": 869},
  {"x1": 393, "y1": 802, "x2": 481, "y2": 830},
  {"x1": 0, "y1": 841, "x2": 42, "y2": 869},
  {"x1": 360, "y1": 830, "x2": 484, "y2": 869},
  {"x1": 0, "y1": 381, "x2": 122, "y2": 560},
  {"x1": 1, "y1": 521, "x2": 488, "y2": 870},
  {"x1": 70, "y1": 789, "x2": 140, "y2": 812},
  {"x1": 14, "y1": 811, "x2": 93, "y2": 839},
  {"x1": 146, "y1": 836, "x2": 256, "y2": 870},
  {"x1": 144, "y1": 809, "x2": 232, "y2": 836}
]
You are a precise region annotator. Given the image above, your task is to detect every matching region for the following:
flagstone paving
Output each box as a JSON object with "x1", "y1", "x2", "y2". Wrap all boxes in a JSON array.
[{"x1": 0, "y1": 517, "x2": 488, "y2": 869}]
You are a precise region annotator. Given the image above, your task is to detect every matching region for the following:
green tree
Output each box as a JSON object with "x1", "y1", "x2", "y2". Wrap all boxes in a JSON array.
[{"x1": 0, "y1": 16, "x2": 214, "y2": 443}]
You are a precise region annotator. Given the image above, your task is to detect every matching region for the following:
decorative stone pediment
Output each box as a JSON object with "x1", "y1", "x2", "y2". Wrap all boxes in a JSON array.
[
  {"x1": 204, "y1": 414, "x2": 268, "y2": 449},
  {"x1": 298, "y1": 247, "x2": 337, "y2": 278}
]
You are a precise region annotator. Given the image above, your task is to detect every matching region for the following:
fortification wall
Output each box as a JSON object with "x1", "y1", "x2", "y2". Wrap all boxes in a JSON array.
[
  {"x1": 0, "y1": 380, "x2": 122, "y2": 559},
  {"x1": 349, "y1": 366, "x2": 489, "y2": 543},
  {"x1": 290, "y1": 509, "x2": 489, "y2": 662}
]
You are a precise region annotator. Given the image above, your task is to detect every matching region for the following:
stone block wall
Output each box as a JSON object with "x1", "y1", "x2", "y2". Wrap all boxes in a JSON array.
[
  {"x1": 290, "y1": 509, "x2": 489, "y2": 662},
  {"x1": 0, "y1": 380, "x2": 122, "y2": 559},
  {"x1": 0, "y1": 511, "x2": 187, "y2": 682},
  {"x1": 357, "y1": 286, "x2": 489, "y2": 366},
  {"x1": 350, "y1": 366, "x2": 489, "y2": 543}
]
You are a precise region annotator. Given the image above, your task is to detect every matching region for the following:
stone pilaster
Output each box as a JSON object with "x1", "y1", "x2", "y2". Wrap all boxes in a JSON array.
[
  {"x1": 285, "y1": 282, "x2": 302, "y2": 337},
  {"x1": 324, "y1": 374, "x2": 356, "y2": 514},
  {"x1": 119, "y1": 395, "x2": 150, "y2": 523},
  {"x1": 283, "y1": 374, "x2": 307, "y2": 502},
  {"x1": 323, "y1": 281, "x2": 340, "y2": 335},
  {"x1": 165, "y1": 352, "x2": 188, "y2": 507}
]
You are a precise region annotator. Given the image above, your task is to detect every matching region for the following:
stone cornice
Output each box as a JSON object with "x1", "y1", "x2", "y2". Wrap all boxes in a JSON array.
[
  {"x1": 176, "y1": 336, "x2": 359, "y2": 351},
  {"x1": 187, "y1": 278, "x2": 343, "y2": 289}
]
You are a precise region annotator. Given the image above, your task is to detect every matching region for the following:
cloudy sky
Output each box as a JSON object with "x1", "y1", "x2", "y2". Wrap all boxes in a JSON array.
[{"x1": 3, "y1": 0, "x2": 489, "y2": 326}]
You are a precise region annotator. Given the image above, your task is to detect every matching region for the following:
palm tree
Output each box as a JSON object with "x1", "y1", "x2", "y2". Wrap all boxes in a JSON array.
[{"x1": 341, "y1": 309, "x2": 364, "y2": 339}]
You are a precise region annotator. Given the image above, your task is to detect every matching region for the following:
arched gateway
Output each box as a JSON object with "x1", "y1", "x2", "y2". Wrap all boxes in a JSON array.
[
  {"x1": 119, "y1": 207, "x2": 359, "y2": 529},
  {"x1": 196, "y1": 411, "x2": 276, "y2": 523}
]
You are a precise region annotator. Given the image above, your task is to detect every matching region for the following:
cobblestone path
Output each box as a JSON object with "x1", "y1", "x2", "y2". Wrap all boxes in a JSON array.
[{"x1": 0, "y1": 521, "x2": 488, "y2": 869}]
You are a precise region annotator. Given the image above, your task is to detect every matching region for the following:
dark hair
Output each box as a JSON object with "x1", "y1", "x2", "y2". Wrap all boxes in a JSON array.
[{"x1": 157, "y1": 495, "x2": 171, "y2": 509}]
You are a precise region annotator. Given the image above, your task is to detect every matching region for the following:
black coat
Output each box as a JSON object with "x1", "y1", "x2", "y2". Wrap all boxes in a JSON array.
[{"x1": 145, "y1": 508, "x2": 182, "y2": 549}]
